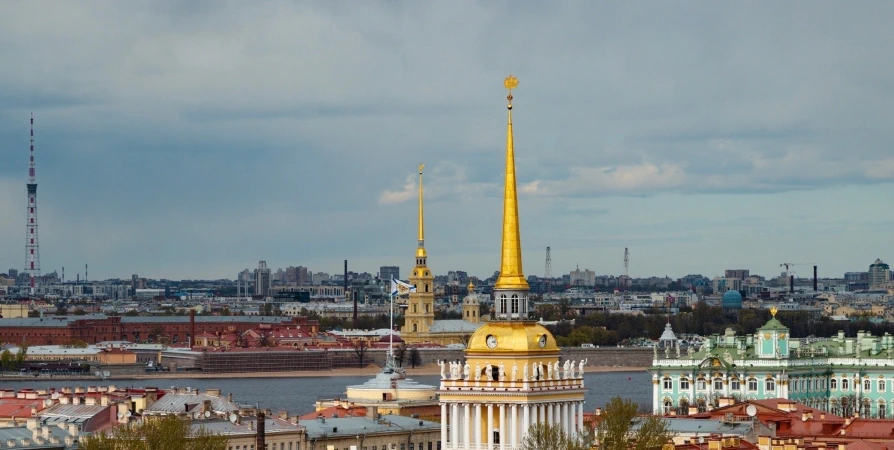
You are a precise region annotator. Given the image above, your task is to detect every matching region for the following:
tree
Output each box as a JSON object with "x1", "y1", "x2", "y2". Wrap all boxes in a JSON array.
[
  {"x1": 352, "y1": 340, "x2": 369, "y2": 368},
  {"x1": 408, "y1": 347, "x2": 422, "y2": 368},
  {"x1": 596, "y1": 397, "x2": 672, "y2": 450},
  {"x1": 62, "y1": 340, "x2": 88, "y2": 349},
  {"x1": 394, "y1": 344, "x2": 407, "y2": 368},
  {"x1": 55, "y1": 306, "x2": 68, "y2": 316},
  {"x1": 73, "y1": 308, "x2": 86, "y2": 316},
  {"x1": 0, "y1": 350, "x2": 13, "y2": 371},
  {"x1": 521, "y1": 423, "x2": 591, "y2": 450},
  {"x1": 15, "y1": 345, "x2": 28, "y2": 366},
  {"x1": 78, "y1": 415, "x2": 227, "y2": 450}
]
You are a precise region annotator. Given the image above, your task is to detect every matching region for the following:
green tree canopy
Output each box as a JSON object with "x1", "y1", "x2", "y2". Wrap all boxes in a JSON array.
[
  {"x1": 521, "y1": 423, "x2": 591, "y2": 450},
  {"x1": 597, "y1": 397, "x2": 672, "y2": 450},
  {"x1": 78, "y1": 415, "x2": 227, "y2": 450}
]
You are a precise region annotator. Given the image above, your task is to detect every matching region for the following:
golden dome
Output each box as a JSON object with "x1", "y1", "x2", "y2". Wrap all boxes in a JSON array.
[{"x1": 466, "y1": 321, "x2": 559, "y2": 354}]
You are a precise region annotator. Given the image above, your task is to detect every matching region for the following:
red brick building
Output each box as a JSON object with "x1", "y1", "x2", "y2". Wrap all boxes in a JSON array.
[{"x1": 0, "y1": 314, "x2": 318, "y2": 346}]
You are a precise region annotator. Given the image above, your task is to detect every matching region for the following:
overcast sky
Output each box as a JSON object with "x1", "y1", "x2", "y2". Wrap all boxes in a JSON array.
[{"x1": 1, "y1": 1, "x2": 892, "y2": 281}]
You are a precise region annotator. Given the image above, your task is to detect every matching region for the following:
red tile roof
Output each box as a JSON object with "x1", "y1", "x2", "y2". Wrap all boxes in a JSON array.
[{"x1": 299, "y1": 405, "x2": 367, "y2": 420}]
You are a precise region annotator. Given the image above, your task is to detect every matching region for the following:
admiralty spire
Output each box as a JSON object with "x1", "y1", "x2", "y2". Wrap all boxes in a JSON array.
[
  {"x1": 403, "y1": 163, "x2": 435, "y2": 334},
  {"x1": 494, "y1": 75, "x2": 529, "y2": 320}
]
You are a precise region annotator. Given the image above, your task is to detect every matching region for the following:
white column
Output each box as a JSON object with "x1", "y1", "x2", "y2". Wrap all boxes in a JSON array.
[
  {"x1": 522, "y1": 404, "x2": 531, "y2": 441},
  {"x1": 474, "y1": 403, "x2": 482, "y2": 450},
  {"x1": 498, "y1": 404, "x2": 506, "y2": 449},
  {"x1": 577, "y1": 402, "x2": 584, "y2": 435},
  {"x1": 451, "y1": 403, "x2": 459, "y2": 449},
  {"x1": 539, "y1": 404, "x2": 546, "y2": 427},
  {"x1": 547, "y1": 403, "x2": 554, "y2": 426},
  {"x1": 441, "y1": 403, "x2": 448, "y2": 449},
  {"x1": 561, "y1": 402, "x2": 569, "y2": 435},
  {"x1": 510, "y1": 404, "x2": 518, "y2": 446},
  {"x1": 487, "y1": 404, "x2": 494, "y2": 450},
  {"x1": 464, "y1": 403, "x2": 471, "y2": 449}
]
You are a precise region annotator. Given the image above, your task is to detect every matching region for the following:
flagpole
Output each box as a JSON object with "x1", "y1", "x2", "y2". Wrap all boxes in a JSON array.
[{"x1": 389, "y1": 280, "x2": 394, "y2": 359}]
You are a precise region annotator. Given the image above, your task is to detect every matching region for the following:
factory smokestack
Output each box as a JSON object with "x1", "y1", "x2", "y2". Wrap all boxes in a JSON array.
[
  {"x1": 813, "y1": 265, "x2": 818, "y2": 291},
  {"x1": 789, "y1": 275, "x2": 794, "y2": 294}
]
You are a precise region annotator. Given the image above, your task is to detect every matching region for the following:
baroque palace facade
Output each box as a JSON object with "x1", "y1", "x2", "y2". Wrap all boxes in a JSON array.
[
  {"x1": 436, "y1": 76, "x2": 589, "y2": 450},
  {"x1": 650, "y1": 307, "x2": 894, "y2": 419}
]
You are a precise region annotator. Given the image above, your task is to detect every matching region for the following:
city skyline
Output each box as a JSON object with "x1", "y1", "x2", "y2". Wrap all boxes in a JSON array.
[{"x1": 1, "y1": 2, "x2": 893, "y2": 280}]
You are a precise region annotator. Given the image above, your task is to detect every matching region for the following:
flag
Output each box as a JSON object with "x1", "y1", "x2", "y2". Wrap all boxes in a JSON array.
[{"x1": 391, "y1": 278, "x2": 417, "y2": 296}]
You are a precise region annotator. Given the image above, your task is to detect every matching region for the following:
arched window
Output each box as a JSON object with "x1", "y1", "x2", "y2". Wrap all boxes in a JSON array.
[
  {"x1": 425, "y1": 284, "x2": 430, "y2": 293},
  {"x1": 663, "y1": 377, "x2": 672, "y2": 390},
  {"x1": 880, "y1": 401, "x2": 888, "y2": 419},
  {"x1": 465, "y1": 311, "x2": 469, "y2": 318},
  {"x1": 663, "y1": 401, "x2": 673, "y2": 414},
  {"x1": 831, "y1": 378, "x2": 838, "y2": 390},
  {"x1": 680, "y1": 378, "x2": 690, "y2": 390},
  {"x1": 412, "y1": 324, "x2": 418, "y2": 332},
  {"x1": 500, "y1": 295, "x2": 507, "y2": 315},
  {"x1": 713, "y1": 378, "x2": 723, "y2": 391},
  {"x1": 511, "y1": 294, "x2": 519, "y2": 314},
  {"x1": 766, "y1": 378, "x2": 776, "y2": 392},
  {"x1": 413, "y1": 304, "x2": 417, "y2": 313},
  {"x1": 842, "y1": 378, "x2": 850, "y2": 391}
]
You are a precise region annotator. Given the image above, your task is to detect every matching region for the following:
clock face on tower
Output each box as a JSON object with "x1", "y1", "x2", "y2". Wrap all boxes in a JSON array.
[
  {"x1": 486, "y1": 335, "x2": 497, "y2": 349},
  {"x1": 538, "y1": 335, "x2": 547, "y2": 348}
]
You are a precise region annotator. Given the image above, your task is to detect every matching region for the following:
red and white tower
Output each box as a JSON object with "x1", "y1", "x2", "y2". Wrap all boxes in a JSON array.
[{"x1": 25, "y1": 114, "x2": 41, "y2": 295}]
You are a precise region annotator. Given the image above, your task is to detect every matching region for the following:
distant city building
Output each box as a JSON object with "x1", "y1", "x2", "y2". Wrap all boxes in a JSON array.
[
  {"x1": 569, "y1": 267, "x2": 596, "y2": 286},
  {"x1": 254, "y1": 261, "x2": 271, "y2": 297},
  {"x1": 312, "y1": 272, "x2": 329, "y2": 285},
  {"x1": 869, "y1": 259, "x2": 890, "y2": 290},
  {"x1": 724, "y1": 269, "x2": 750, "y2": 280},
  {"x1": 721, "y1": 289, "x2": 743, "y2": 309},
  {"x1": 379, "y1": 265, "x2": 400, "y2": 282},
  {"x1": 7, "y1": 269, "x2": 18, "y2": 282}
]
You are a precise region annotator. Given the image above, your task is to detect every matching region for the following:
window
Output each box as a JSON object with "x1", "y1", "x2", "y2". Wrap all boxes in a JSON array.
[
  {"x1": 731, "y1": 379, "x2": 740, "y2": 391},
  {"x1": 807, "y1": 379, "x2": 813, "y2": 391},
  {"x1": 664, "y1": 401, "x2": 673, "y2": 414},
  {"x1": 663, "y1": 378, "x2": 672, "y2": 390},
  {"x1": 681, "y1": 378, "x2": 690, "y2": 390},
  {"x1": 843, "y1": 378, "x2": 850, "y2": 391},
  {"x1": 511, "y1": 294, "x2": 519, "y2": 314},
  {"x1": 409, "y1": 444, "x2": 414, "y2": 450},
  {"x1": 697, "y1": 379, "x2": 706, "y2": 390},
  {"x1": 831, "y1": 378, "x2": 838, "y2": 390},
  {"x1": 500, "y1": 295, "x2": 507, "y2": 315},
  {"x1": 881, "y1": 403, "x2": 888, "y2": 419},
  {"x1": 748, "y1": 378, "x2": 758, "y2": 391},
  {"x1": 865, "y1": 379, "x2": 872, "y2": 392},
  {"x1": 880, "y1": 380, "x2": 887, "y2": 392},
  {"x1": 713, "y1": 379, "x2": 723, "y2": 391},
  {"x1": 766, "y1": 379, "x2": 775, "y2": 392}
]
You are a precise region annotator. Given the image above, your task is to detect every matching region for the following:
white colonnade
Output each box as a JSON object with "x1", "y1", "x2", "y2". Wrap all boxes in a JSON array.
[{"x1": 441, "y1": 401, "x2": 587, "y2": 449}]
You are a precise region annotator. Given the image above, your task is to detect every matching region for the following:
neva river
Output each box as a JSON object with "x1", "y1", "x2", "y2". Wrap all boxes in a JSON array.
[{"x1": 0, "y1": 371, "x2": 650, "y2": 414}]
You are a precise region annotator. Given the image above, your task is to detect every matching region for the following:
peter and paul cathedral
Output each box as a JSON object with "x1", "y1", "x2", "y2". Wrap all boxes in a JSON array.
[{"x1": 436, "y1": 76, "x2": 589, "y2": 450}]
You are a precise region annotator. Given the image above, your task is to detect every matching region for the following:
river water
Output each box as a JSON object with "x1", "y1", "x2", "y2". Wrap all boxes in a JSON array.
[{"x1": 0, "y1": 371, "x2": 651, "y2": 415}]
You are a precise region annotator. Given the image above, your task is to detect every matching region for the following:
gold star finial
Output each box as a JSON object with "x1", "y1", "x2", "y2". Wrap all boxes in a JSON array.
[
  {"x1": 504, "y1": 75, "x2": 519, "y2": 103},
  {"x1": 770, "y1": 306, "x2": 778, "y2": 318}
]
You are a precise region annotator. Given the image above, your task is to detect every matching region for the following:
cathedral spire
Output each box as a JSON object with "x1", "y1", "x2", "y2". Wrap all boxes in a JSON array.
[
  {"x1": 495, "y1": 75, "x2": 528, "y2": 291},
  {"x1": 416, "y1": 163, "x2": 427, "y2": 261}
]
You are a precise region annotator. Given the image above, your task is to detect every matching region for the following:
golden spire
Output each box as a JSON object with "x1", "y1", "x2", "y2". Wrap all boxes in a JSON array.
[
  {"x1": 770, "y1": 305, "x2": 778, "y2": 318},
  {"x1": 416, "y1": 163, "x2": 427, "y2": 259},
  {"x1": 495, "y1": 75, "x2": 528, "y2": 291}
]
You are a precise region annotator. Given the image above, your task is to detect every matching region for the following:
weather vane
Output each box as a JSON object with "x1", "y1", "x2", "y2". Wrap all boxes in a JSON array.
[
  {"x1": 418, "y1": 163, "x2": 424, "y2": 174},
  {"x1": 504, "y1": 74, "x2": 519, "y2": 104},
  {"x1": 770, "y1": 305, "x2": 778, "y2": 318}
]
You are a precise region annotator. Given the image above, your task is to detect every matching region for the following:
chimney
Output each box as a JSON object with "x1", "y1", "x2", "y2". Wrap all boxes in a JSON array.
[
  {"x1": 26, "y1": 419, "x2": 38, "y2": 430},
  {"x1": 256, "y1": 411, "x2": 266, "y2": 450},
  {"x1": 290, "y1": 416, "x2": 299, "y2": 425},
  {"x1": 100, "y1": 395, "x2": 110, "y2": 406},
  {"x1": 813, "y1": 266, "x2": 818, "y2": 291},
  {"x1": 802, "y1": 412, "x2": 809, "y2": 421},
  {"x1": 190, "y1": 310, "x2": 196, "y2": 349},
  {"x1": 820, "y1": 413, "x2": 825, "y2": 420},
  {"x1": 278, "y1": 411, "x2": 288, "y2": 420},
  {"x1": 227, "y1": 393, "x2": 233, "y2": 403},
  {"x1": 366, "y1": 406, "x2": 379, "y2": 419}
]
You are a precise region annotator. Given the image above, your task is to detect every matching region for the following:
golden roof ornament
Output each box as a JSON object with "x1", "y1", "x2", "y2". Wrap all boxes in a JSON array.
[
  {"x1": 504, "y1": 75, "x2": 519, "y2": 105},
  {"x1": 770, "y1": 306, "x2": 778, "y2": 318}
]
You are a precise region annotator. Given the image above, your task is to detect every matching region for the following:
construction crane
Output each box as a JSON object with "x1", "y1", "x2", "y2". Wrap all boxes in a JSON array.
[{"x1": 780, "y1": 262, "x2": 817, "y2": 293}]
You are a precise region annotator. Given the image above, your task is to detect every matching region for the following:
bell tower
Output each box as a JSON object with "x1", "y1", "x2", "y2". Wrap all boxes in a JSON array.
[
  {"x1": 462, "y1": 281, "x2": 481, "y2": 324},
  {"x1": 402, "y1": 164, "x2": 435, "y2": 335}
]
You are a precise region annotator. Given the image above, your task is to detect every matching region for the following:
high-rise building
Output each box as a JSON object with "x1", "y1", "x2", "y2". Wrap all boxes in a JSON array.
[
  {"x1": 869, "y1": 259, "x2": 890, "y2": 290},
  {"x1": 254, "y1": 261, "x2": 271, "y2": 297},
  {"x1": 379, "y1": 266, "x2": 400, "y2": 282},
  {"x1": 297, "y1": 266, "x2": 310, "y2": 285},
  {"x1": 7, "y1": 269, "x2": 18, "y2": 282},
  {"x1": 724, "y1": 269, "x2": 750, "y2": 280},
  {"x1": 569, "y1": 267, "x2": 596, "y2": 287}
]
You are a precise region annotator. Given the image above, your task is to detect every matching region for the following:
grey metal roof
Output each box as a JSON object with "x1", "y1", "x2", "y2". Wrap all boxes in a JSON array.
[
  {"x1": 0, "y1": 425, "x2": 76, "y2": 449},
  {"x1": 428, "y1": 320, "x2": 483, "y2": 333},
  {"x1": 347, "y1": 371, "x2": 436, "y2": 392},
  {"x1": 143, "y1": 392, "x2": 239, "y2": 415},
  {"x1": 633, "y1": 418, "x2": 754, "y2": 435},
  {"x1": 39, "y1": 404, "x2": 108, "y2": 420},
  {"x1": 299, "y1": 414, "x2": 439, "y2": 439},
  {"x1": 190, "y1": 417, "x2": 304, "y2": 436}
]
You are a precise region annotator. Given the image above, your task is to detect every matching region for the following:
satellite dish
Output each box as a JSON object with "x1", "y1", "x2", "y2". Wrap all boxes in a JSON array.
[
  {"x1": 746, "y1": 405, "x2": 758, "y2": 417},
  {"x1": 229, "y1": 413, "x2": 238, "y2": 423},
  {"x1": 51, "y1": 392, "x2": 60, "y2": 400},
  {"x1": 194, "y1": 412, "x2": 202, "y2": 419},
  {"x1": 125, "y1": 411, "x2": 132, "y2": 418},
  {"x1": 117, "y1": 412, "x2": 124, "y2": 419},
  {"x1": 204, "y1": 411, "x2": 211, "y2": 418},
  {"x1": 44, "y1": 399, "x2": 52, "y2": 407}
]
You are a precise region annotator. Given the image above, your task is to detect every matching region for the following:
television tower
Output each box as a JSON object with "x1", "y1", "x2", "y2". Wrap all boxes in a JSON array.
[
  {"x1": 622, "y1": 247, "x2": 629, "y2": 290},
  {"x1": 25, "y1": 114, "x2": 41, "y2": 295},
  {"x1": 544, "y1": 246, "x2": 552, "y2": 279}
]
